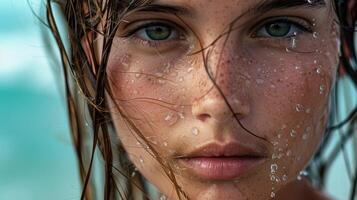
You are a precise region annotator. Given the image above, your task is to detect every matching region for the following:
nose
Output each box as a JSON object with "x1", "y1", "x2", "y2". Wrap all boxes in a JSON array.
[
  {"x1": 191, "y1": 33, "x2": 251, "y2": 124},
  {"x1": 191, "y1": 55, "x2": 250, "y2": 123},
  {"x1": 191, "y1": 88, "x2": 250, "y2": 123}
]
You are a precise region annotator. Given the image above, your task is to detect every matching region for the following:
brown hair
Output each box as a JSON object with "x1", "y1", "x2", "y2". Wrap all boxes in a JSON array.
[{"x1": 46, "y1": 0, "x2": 187, "y2": 199}]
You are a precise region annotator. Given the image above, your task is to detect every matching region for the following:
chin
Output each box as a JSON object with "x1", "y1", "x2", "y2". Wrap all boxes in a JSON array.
[{"x1": 172, "y1": 178, "x2": 270, "y2": 200}]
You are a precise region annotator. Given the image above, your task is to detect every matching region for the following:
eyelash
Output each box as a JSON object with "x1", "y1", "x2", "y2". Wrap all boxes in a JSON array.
[
  {"x1": 122, "y1": 21, "x2": 186, "y2": 48},
  {"x1": 251, "y1": 17, "x2": 313, "y2": 38},
  {"x1": 121, "y1": 17, "x2": 313, "y2": 47}
]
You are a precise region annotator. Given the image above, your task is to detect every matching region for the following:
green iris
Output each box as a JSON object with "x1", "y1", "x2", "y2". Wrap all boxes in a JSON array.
[
  {"x1": 265, "y1": 21, "x2": 291, "y2": 37},
  {"x1": 145, "y1": 25, "x2": 171, "y2": 40}
]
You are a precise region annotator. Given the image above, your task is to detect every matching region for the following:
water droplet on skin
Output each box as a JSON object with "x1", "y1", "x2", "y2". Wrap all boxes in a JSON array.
[
  {"x1": 282, "y1": 174, "x2": 288, "y2": 181},
  {"x1": 275, "y1": 176, "x2": 281, "y2": 183},
  {"x1": 316, "y1": 66, "x2": 322, "y2": 74},
  {"x1": 163, "y1": 142, "x2": 168, "y2": 147},
  {"x1": 272, "y1": 153, "x2": 278, "y2": 159},
  {"x1": 297, "y1": 175, "x2": 302, "y2": 180},
  {"x1": 277, "y1": 134, "x2": 282, "y2": 139},
  {"x1": 191, "y1": 127, "x2": 200, "y2": 136},
  {"x1": 313, "y1": 60, "x2": 318, "y2": 64},
  {"x1": 120, "y1": 54, "x2": 131, "y2": 70},
  {"x1": 131, "y1": 167, "x2": 138, "y2": 177},
  {"x1": 178, "y1": 112, "x2": 185, "y2": 119},
  {"x1": 135, "y1": 73, "x2": 141, "y2": 78},
  {"x1": 271, "y1": 192, "x2": 276, "y2": 198},
  {"x1": 302, "y1": 133, "x2": 309, "y2": 140},
  {"x1": 300, "y1": 171, "x2": 308, "y2": 176},
  {"x1": 139, "y1": 158, "x2": 144, "y2": 163},
  {"x1": 179, "y1": 77, "x2": 184, "y2": 82},
  {"x1": 271, "y1": 164, "x2": 278, "y2": 174},
  {"x1": 305, "y1": 108, "x2": 311, "y2": 114},
  {"x1": 286, "y1": 150, "x2": 292, "y2": 157},
  {"x1": 295, "y1": 104, "x2": 304, "y2": 112},
  {"x1": 164, "y1": 113, "x2": 179, "y2": 126},
  {"x1": 159, "y1": 194, "x2": 168, "y2": 200},
  {"x1": 290, "y1": 129, "x2": 297, "y2": 137},
  {"x1": 131, "y1": 171, "x2": 137, "y2": 177},
  {"x1": 270, "y1": 174, "x2": 276, "y2": 181},
  {"x1": 187, "y1": 67, "x2": 194, "y2": 73},
  {"x1": 312, "y1": 32, "x2": 318, "y2": 38},
  {"x1": 320, "y1": 85, "x2": 326, "y2": 94},
  {"x1": 297, "y1": 170, "x2": 308, "y2": 180}
]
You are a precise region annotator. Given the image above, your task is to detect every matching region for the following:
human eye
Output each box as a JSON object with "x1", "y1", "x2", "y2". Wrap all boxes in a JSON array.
[
  {"x1": 252, "y1": 17, "x2": 313, "y2": 38},
  {"x1": 120, "y1": 20, "x2": 186, "y2": 48}
]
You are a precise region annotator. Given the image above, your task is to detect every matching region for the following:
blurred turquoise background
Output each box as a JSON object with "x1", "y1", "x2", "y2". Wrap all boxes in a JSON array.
[
  {"x1": 0, "y1": 0, "x2": 80, "y2": 199},
  {"x1": 0, "y1": 0, "x2": 355, "y2": 200}
]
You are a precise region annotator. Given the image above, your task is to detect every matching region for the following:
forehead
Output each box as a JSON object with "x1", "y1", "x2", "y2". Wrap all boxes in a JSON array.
[
  {"x1": 148, "y1": 0, "x2": 328, "y2": 25},
  {"x1": 150, "y1": 0, "x2": 327, "y2": 13}
]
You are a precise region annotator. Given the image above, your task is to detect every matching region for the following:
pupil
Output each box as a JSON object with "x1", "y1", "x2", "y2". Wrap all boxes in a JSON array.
[
  {"x1": 266, "y1": 22, "x2": 291, "y2": 37},
  {"x1": 146, "y1": 26, "x2": 171, "y2": 40}
]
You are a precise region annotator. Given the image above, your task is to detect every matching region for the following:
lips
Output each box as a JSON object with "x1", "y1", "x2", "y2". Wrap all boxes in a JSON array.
[{"x1": 177, "y1": 143, "x2": 267, "y2": 180}]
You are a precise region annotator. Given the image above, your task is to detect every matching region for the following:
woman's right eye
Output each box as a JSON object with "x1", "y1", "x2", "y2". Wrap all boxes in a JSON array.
[
  {"x1": 137, "y1": 24, "x2": 173, "y2": 40},
  {"x1": 124, "y1": 22, "x2": 184, "y2": 46}
]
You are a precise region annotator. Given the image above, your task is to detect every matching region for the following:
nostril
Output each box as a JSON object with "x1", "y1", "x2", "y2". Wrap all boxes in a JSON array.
[{"x1": 197, "y1": 113, "x2": 211, "y2": 122}]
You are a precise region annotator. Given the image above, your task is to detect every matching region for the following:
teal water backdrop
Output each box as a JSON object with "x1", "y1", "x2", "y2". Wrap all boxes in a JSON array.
[
  {"x1": 0, "y1": 0, "x2": 355, "y2": 199},
  {"x1": 0, "y1": 0, "x2": 80, "y2": 199}
]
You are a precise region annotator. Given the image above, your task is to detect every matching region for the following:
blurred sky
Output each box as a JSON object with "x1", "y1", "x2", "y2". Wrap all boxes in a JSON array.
[{"x1": 0, "y1": 0, "x2": 355, "y2": 200}]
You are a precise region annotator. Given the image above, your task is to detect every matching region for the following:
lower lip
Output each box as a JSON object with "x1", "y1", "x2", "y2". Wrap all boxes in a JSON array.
[{"x1": 179, "y1": 157, "x2": 265, "y2": 180}]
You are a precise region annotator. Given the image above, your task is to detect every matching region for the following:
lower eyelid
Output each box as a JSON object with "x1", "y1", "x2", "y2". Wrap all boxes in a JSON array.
[{"x1": 131, "y1": 34, "x2": 186, "y2": 49}]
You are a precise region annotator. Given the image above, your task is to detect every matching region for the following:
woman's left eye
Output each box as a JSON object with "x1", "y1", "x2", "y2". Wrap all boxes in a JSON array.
[{"x1": 253, "y1": 19, "x2": 312, "y2": 38}]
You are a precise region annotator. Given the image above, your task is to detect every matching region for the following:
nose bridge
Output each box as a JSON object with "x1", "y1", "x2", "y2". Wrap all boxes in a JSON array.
[
  {"x1": 192, "y1": 35, "x2": 251, "y2": 123},
  {"x1": 205, "y1": 34, "x2": 247, "y2": 94}
]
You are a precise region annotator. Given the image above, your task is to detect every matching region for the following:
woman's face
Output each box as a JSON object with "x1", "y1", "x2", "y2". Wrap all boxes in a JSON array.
[{"x1": 104, "y1": 0, "x2": 339, "y2": 199}]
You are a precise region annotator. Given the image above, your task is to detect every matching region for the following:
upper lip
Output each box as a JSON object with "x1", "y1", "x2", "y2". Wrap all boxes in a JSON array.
[{"x1": 178, "y1": 142, "x2": 267, "y2": 159}]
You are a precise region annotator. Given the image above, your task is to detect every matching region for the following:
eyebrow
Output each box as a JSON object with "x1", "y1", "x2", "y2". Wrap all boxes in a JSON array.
[
  {"x1": 255, "y1": 0, "x2": 326, "y2": 13},
  {"x1": 134, "y1": 2, "x2": 193, "y2": 16}
]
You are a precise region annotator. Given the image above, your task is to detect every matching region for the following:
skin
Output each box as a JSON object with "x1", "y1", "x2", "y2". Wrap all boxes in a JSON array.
[{"x1": 98, "y1": 0, "x2": 340, "y2": 199}]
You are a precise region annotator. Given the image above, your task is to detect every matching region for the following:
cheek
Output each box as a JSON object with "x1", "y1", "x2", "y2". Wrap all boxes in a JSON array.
[
  {"x1": 106, "y1": 51, "x2": 199, "y2": 150},
  {"x1": 248, "y1": 44, "x2": 337, "y2": 190}
]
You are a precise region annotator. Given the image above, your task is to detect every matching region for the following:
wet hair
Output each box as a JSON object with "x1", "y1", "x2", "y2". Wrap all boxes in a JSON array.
[{"x1": 45, "y1": 0, "x2": 357, "y2": 199}]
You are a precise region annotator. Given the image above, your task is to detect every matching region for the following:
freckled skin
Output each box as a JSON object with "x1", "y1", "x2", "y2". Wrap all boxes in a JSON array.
[{"x1": 103, "y1": 0, "x2": 339, "y2": 199}]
